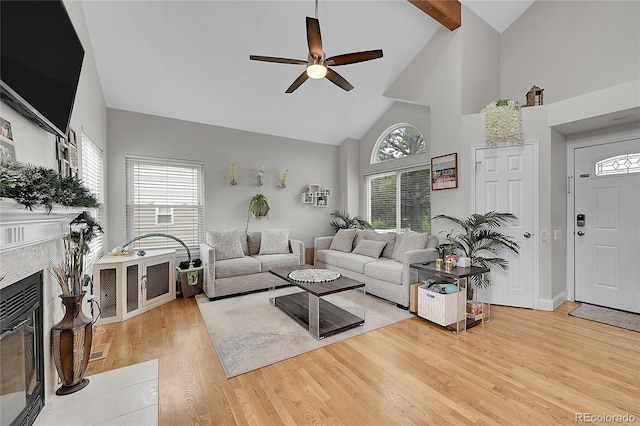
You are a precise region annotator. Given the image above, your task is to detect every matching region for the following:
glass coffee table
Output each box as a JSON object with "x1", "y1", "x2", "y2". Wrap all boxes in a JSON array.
[{"x1": 269, "y1": 265, "x2": 365, "y2": 340}]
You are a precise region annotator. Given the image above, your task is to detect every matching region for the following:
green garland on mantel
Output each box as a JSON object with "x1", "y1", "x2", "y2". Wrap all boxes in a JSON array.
[{"x1": 0, "y1": 162, "x2": 99, "y2": 212}]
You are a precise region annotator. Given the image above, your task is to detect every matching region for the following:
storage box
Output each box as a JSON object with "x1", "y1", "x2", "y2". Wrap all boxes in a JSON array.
[
  {"x1": 176, "y1": 266, "x2": 203, "y2": 297},
  {"x1": 409, "y1": 283, "x2": 422, "y2": 313},
  {"x1": 417, "y1": 284, "x2": 466, "y2": 326},
  {"x1": 466, "y1": 300, "x2": 484, "y2": 321}
]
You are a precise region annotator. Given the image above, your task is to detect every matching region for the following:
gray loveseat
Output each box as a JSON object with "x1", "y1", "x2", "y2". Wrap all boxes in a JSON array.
[
  {"x1": 314, "y1": 229, "x2": 439, "y2": 308},
  {"x1": 199, "y1": 228, "x2": 304, "y2": 300}
]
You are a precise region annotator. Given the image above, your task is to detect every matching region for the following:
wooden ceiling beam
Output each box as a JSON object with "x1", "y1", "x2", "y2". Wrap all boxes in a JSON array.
[{"x1": 408, "y1": 0, "x2": 461, "y2": 31}]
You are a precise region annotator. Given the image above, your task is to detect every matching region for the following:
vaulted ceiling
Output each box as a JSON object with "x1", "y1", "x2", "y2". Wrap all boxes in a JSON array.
[{"x1": 82, "y1": 1, "x2": 534, "y2": 145}]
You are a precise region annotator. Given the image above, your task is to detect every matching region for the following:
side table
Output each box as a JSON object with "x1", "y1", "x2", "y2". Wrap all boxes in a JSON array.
[{"x1": 410, "y1": 261, "x2": 490, "y2": 334}]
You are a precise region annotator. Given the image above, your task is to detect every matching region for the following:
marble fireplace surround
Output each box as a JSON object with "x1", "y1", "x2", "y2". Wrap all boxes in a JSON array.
[{"x1": 1, "y1": 199, "x2": 86, "y2": 401}]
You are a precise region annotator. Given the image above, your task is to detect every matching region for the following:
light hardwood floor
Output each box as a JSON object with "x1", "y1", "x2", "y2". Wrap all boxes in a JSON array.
[{"x1": 86, "y1": 297, "x2": 640, "y2": 425}]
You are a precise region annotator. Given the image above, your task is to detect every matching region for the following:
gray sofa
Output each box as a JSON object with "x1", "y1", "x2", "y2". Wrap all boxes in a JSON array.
[
  {"x1": 199, "y1": 228, "x2": 304, "y2": 300},
  {"x1": 314, "y1": 229, "x2": 439, "y2": 308}
]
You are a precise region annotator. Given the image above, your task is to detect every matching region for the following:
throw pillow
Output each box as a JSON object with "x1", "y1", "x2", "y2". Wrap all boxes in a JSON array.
[
  {"x1": 352, "y1": 239, "x2": 387, "y2": 258},
  {"x1": 365, "y1": 231, "x2": 397, "y2": 258},
  {"x1": 206, "y1": 228, "x2": 245, "y2": 260},
  {"x1": 329, "y1": 229, "x2": 357, "y2": 253},
  {"x1": 259, "y1": 228, "x2": 290, "y2": 255},
  {"x1": 352, "y1": 229, "x2": 373, "y2": 250},
  {"x1": 393, "y1": 230, "x2": 429, "y2": 262}
]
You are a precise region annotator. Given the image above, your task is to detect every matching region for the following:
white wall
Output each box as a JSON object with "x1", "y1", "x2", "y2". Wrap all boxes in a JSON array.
[
  {"x1": 106, "y1": 109, "x2": 339, "y2": 253},
  {"x1": 500, "y1": 1, "x2": 640, "y2": 104}
]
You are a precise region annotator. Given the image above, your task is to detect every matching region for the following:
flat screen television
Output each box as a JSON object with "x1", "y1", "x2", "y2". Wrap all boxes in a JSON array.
[{"x1": 1, "y1": 0, "x2": 85, "y2": 138}]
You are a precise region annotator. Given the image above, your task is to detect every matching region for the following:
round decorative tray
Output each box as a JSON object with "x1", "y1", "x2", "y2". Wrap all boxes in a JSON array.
[{"x1": 288, "y1": 269, "x2": 341, "y2": 283}]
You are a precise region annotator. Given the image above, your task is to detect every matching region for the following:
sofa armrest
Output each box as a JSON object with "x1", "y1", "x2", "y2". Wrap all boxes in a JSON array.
[
  {"x1": 314, "y1": 236, "x2": 333, "y2": 251},
  {"x1": 199, "y1": 243, "x2": 216, "y2": 298},
  {"x1": 289, "y1": 239, "x2": 305, "y2": 265},
  {"x1": 403, "y1": 248, "x2": 438, "y2": 266},
  {"x1": 402, "y1": 248, "x2": 438, "y2": 286}
]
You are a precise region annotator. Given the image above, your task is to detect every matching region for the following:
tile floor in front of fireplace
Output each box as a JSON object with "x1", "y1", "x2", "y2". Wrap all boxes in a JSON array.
[{"x1": 34, "y1": 359, "x2": 158, "y2": 426}]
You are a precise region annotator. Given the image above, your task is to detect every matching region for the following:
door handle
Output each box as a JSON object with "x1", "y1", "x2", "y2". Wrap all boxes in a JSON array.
[
  {"x1": 523, "y1": 232, "x2": 532, "y2": 239},
  {"x1": 577, "y1": 231, "x2": 585, "y2": 236}
]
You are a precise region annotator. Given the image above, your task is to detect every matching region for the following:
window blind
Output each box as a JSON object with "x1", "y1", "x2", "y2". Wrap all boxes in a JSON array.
[
  {"x1": 125, "y1": 156, "x2": 205, "y2": 261},
  {"x1": 366, "y1": 166, "x2": 431, "y2": 233},
  {"x1": 80, "y1": 131, "x2": 104, "y2": 268}
]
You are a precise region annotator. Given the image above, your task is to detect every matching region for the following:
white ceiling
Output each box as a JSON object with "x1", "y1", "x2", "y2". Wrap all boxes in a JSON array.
[{"x1": 82, "y1": 0, "x2": 534, "y2": 146}]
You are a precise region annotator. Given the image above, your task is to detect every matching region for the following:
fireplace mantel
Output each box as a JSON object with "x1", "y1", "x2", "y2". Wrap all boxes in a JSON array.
[{"x1": 0, "y1": 199, "x2": 85, "y2": 252}]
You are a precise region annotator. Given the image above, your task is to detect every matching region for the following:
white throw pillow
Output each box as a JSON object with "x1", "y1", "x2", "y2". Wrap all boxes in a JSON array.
[
  {"x1": 259, "y1": 228, "x2": 290, "y2": 255},
  {"x1": 393, "y1": 230, "x2": 429, "y2": 262},
  {"x1": 352, "y1": 240, "x2": 387, "y2": 258},
  {"x1": 207, "y1": 228, "x2": 245, "y2": 260},
  {"x1": 329, "y1": 229, "x2": 357, "y2": 253}
]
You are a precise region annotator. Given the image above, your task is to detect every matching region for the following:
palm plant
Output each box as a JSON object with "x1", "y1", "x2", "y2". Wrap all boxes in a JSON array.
[
  {"x1": 434, "y1": 211, "x2": 520, "y2": 288},
  {"x1": 329, "y1": 209, "x2": 374, "y2": 234}
]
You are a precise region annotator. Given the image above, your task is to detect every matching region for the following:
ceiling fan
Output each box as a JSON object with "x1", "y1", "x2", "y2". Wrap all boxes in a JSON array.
[{"x1": 249, "y1": 2, "x2": 383, "y2": 93}]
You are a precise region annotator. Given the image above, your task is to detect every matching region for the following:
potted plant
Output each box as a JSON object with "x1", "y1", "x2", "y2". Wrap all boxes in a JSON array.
[
  {"x1": 246, "y1": 193, "x2": 270, "y2": 233},
  {"x1": 329, "y1": 209, "x2": 374, "y2": 233},
  {"x1": 434, "y1": 211, "x2": 520, "y2": 289},
  {"x1": 49, "y1": 212, "x2": 103, "y2": 395}
]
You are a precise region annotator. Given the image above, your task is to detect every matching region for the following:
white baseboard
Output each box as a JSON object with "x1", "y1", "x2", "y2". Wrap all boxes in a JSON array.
[{"x1": 538, "y1": 291, "x2": 567, "y2": 311}]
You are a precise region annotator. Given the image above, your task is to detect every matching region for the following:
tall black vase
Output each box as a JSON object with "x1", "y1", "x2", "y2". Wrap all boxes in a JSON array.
[{"x1": 51, "y1": 292, "x2": 93, "y2": 395}]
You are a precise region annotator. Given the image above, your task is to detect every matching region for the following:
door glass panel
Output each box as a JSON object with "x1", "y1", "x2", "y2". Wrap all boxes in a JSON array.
[
  {"x1": 126, "y1": 265, "x2": 138, "y2": 313},
  {"x1": 99, "y1": 268, "x2": 117, "y2": 318},
  {"x1": 146, "y1": 262, "x2": 170, "y2": 301},
  {"x1": 594, "y1": 153, "x2": 640, "y2": 176}
]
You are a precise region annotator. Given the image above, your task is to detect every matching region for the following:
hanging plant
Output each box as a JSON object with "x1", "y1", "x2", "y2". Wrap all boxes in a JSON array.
[
  {"x1": 246, "y1": 193, "x2": 270, "y2": 233},
  {"x1": 279, "y1": 169, "x2": 288, "y2": 188},
  {"x1": 481, "y1": 99, "x2": 524, "y2": 147},
  {"x1": 256, "y1": 166, "x2": 265, "y2": 186},
  {"x1": 229, "y1": 162, "x2": 237, "y2": 185}
]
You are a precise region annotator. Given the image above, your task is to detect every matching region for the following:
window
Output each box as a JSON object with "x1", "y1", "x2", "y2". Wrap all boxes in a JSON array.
[
  {"x1": 125, "y1": 156, "x2": 204, "y2": 261},
  {"x1": 81, "y1": 131, "x2": 104, "y2": 268},
  {"x1": 595, "y1": 153, "x2": 640, "y2": 176},
  {"x1": 372, "y1": 124, "x2": 426, "y2": 163},
  {"x1": 366, "y1": 167, "x2": 431, "y2": 233}
]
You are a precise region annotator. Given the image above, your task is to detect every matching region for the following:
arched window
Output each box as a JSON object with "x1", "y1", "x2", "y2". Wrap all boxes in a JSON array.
[
  {"x1": 372, "y1": 124, "x2": 426, "y2": 164},
  {"x1": 595, "y1": 153, "x2": 640, "y2": 176},
  {"x1": 366, "y1": 124, "x2": 430, "y2": 233}
]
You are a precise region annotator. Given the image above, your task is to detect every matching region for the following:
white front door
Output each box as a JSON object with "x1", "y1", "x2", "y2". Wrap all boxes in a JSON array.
[
  {"x1": 474, "y1": 144, "x2": 536, "y2": 308},
  {"x1": 574, "y1": 139, "x2": 640, "y2": 313}
]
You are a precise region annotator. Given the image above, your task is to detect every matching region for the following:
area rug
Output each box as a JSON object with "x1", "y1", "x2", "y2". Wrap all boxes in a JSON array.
[
  {"x1": 569, "y1": 303, "x2": 640, "y2": 332},
  {"x1": 196, "y1": 288, "x2": 413, "y2": 378}
]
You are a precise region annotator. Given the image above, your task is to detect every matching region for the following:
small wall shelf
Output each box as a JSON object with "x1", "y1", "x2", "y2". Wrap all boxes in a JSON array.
[{"x1": 302, "y1": 184, "x2": 331, "y2": 208}]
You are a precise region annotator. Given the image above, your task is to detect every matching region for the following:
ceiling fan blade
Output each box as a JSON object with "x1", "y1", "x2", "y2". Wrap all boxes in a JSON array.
[
  {"x1": 285, "y1": 71, "x2": 309, "y2": 93},
  {"x1": 325, "y1": 68, "x2": 354, "y2": 92},
  {"x1": 306, "y1": 17, "x2": 323, "y2": 58},
  {"x1": 250, "y1": 55, "x2": 307, "y2": 65},
  {"x1": 326, "y1": 49, "x2": 384, "y2": 66}
]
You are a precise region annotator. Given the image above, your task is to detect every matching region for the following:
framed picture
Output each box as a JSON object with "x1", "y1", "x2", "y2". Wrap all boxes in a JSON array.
[
  {"x1": 67, "y1": 128, "x2": 78, "y2": 175},
  {"x1": 431, "y1": 153, "x2": 458, "y2": 190},
  {"x1": 56, "y1": 135, "x2": 70, "y2": 177},
  {"x1": 0, "y1": 117, "x2": 16, "y2": 163}
]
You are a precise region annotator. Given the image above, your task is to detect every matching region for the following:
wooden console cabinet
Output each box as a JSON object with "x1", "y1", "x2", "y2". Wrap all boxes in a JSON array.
[{"x1": 92, "y1": 249, "x2": 176, "y2": 324}]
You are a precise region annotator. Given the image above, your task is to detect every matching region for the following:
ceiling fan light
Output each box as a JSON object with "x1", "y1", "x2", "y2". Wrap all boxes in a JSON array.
[{"x1": 307, "y1": 64, "x2": 327, "y2": 79}]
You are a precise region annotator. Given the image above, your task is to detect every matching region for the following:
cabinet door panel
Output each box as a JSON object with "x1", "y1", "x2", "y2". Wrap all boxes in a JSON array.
[
  {"x1": 99, "y1": 268, "x2": 117, "y2": 319},
  {"x1": 126, "y1": 264, "x2": 139, "y2": 313},
  {"x1": 145, "y1": 261, "x2": 170, "y2": 301}
]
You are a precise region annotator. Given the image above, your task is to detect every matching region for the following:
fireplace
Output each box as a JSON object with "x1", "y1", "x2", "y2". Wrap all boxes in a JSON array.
[{"x1": 0, "y1": 271, "x2": 44, "y2": 426}]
